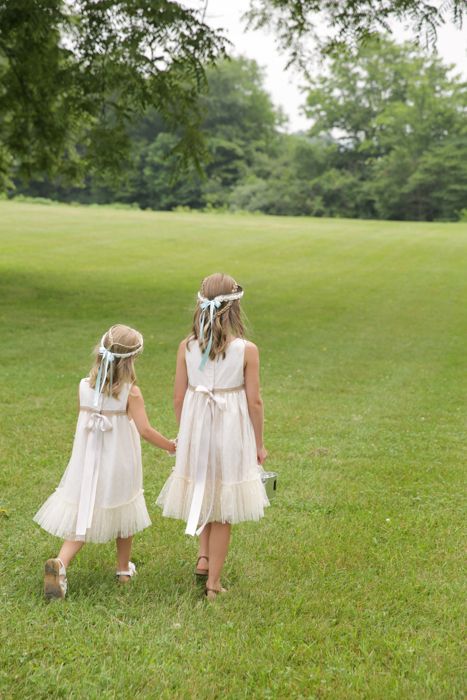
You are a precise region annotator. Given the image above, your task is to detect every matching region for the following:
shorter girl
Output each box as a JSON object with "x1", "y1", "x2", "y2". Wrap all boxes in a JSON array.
[{"x1": 34, "y1": 324, "x2": 175, "y2": 600}]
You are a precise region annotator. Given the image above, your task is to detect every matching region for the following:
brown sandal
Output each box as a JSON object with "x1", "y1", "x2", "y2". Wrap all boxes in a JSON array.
[
  {"x1": 194, "y1": 555, "x2": 209, "y2": 577},
  {"x1": 205, "y1": 585, "x2": 228, "y2": 601}
]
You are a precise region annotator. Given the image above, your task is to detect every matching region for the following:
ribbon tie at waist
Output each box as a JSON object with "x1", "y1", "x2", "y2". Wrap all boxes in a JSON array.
[
  {"x1": 185, "y1": 385, "x2": 231, "y2": 537},
  {"x1": 76, "y1": 412, "x2": 114, "y2": 538},
  {"x1": 86, "y1": 412, "x2": 113, "y2": 433},
  {"x1": 194, "y1": 384, "x2": 227, "y2": 408}
]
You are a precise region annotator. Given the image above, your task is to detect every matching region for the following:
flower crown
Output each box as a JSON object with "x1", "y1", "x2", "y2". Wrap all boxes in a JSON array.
[{"x1": 197, "y1": 288, "x2": 244, "y2": 306}]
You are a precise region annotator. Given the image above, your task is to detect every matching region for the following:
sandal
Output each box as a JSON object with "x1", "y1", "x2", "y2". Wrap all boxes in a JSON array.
[
  {"x1": 194, "y1": 555, "x2": 209, "y2": 577},
  {"x1": 44, "y1": 558, "x2": 67, "y2": 600},
  {"x1": 205, "y1": 585, "x2": 227, "y2": 601},
  {"x1": 116, "y1": 561, "x2": 137, "y2": 583}
]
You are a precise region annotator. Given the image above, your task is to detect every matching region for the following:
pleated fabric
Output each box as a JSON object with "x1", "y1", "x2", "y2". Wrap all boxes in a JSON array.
[
  {"x1": 156, "y1": 338, "x2": 269, "y2": 530},
  {"x1": 34, "y1": 379, "x2": 151, "y2": 543}
]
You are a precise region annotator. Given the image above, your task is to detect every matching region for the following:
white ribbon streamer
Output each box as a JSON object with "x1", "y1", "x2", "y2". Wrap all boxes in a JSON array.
[
  {"x1": 185, "y1": 386, "x2": 226, "y2": 536},
  {"x1": 75, "y1": 412, "x2": 113, "y2": 538}
]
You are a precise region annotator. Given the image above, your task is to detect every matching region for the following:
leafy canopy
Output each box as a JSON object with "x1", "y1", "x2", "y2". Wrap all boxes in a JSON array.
[
  {"x1": 246, "y1": 1, "x2": 466, "y2": 64},
  {"x1": 1, "y1": 1, "x2": 466, "y2": 189},
  {"x1": 0, "y1": 0, "x2": 226, "y2": 185},
  {"x1": 33, "y1": 57, "x2": 283, "y2": 211}
]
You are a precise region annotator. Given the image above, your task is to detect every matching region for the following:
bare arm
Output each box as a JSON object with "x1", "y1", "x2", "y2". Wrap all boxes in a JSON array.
[
  {"x1": 127, "y1": 386, "x2": 175, "y2": 453},
  {"x1": 244, "y1": 342, "x2": 268, "y2": 465},
  {"x1": 173, "y1": 339, "x2": 189, "y2": 425}
]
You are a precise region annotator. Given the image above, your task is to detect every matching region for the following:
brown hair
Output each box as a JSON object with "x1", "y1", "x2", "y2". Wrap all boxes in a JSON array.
[
  {"x1": 88, "y1": 324, "x2": 143, "y2": 399},
  {"x1": 189, "y1": 272, "x2": 245, "y2": 361}
]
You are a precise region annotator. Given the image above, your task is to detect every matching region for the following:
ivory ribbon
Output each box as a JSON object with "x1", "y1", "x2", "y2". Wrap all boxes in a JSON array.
[
  {"x1": 75, "y1": 412, "x2": 113, "y2": 538},
  {"x1": 185, "y1": 385, "x2": 226, "y2": 536}
]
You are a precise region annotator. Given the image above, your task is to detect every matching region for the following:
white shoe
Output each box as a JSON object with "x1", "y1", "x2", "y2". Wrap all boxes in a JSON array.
[
  {"x1": 116, "y1": 561, "x2": 137, "y2": 582},
  {"x1": 44, "y1": 558, "x2": 67, "y2": 600}
]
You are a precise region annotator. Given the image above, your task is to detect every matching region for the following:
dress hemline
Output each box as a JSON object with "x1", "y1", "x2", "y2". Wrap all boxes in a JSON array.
[
  {"x1": 156, "y1": 472, "x2": 269, "y2": 528},
  {"x1": 33, "y1": 488, "x2": 151, "y2": 543}
]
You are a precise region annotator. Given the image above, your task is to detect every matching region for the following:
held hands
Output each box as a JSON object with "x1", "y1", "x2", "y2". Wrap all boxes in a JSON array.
[
  {"x1": 166, "y1": 438, "x2": 177, "y2": 455},
  {"x1": 257, "y1": 445, "x2": 268, "y2": 465}
]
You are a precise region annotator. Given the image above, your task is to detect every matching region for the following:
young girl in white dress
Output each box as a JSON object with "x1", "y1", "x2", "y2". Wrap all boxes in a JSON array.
[
  {"x1": 157, "y1": 273, "x2": 269, "y2": 599},
  {"x1": 34, "y1": 324, "x2": 176, "y2": 600}
]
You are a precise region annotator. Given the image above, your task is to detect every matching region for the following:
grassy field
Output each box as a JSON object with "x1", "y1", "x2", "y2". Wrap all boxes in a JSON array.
[{"x1": 0, "y1": 201, "x2": 465, "y2": 699}]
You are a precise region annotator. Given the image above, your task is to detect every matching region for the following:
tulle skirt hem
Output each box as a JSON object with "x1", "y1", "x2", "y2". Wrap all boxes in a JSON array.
[
  {"x1": 156, "y1": 473, "x2": 269, "y2": 526},
  {"x1": 33, "y1": 489, "x2": 151, "y2": 543}
]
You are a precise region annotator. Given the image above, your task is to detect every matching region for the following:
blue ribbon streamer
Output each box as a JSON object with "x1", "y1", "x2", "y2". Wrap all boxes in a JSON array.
[
  {"x1": 93, "y1": 346, "x2": 115, "y2": 407},
  {"x1": 199, "y1": 299, "x2": 221, "y2": 370}
]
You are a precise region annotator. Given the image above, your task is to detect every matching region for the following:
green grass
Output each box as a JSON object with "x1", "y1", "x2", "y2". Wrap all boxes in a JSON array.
[{"x1": 0, "y1": 201, "x2": 465, "y2": 699}]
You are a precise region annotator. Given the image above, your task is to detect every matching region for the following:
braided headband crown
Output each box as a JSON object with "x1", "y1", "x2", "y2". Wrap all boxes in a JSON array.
[
  {"x1": 197, "y1": 280, "x2": 244, "y2": 370},
  {"x1": 197, "y1": 281, "x2": 244, "y2": 306},
  {"x1": 93, "y1": 326, "x2": 143, "y2": 407},
  {"x1": 100, "y1": 326, "x2": 144, "y2": 358}
]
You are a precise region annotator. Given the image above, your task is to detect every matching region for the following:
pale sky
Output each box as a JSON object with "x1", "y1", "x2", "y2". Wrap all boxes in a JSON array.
[{"x1": 184, "y1": 0, "x2": 467, "y2": 131}]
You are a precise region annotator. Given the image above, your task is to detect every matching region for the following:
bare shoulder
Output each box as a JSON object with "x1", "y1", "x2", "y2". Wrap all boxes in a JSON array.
[
  {"x1": 129, "y1": 384, "x2": 143, "y2": 399},
  {"x1": 179, "y1": 337, "x2": 191, "y2": 353},
  {"x1": 244, "y1": 340, "x2": 259, "y2": 362}
]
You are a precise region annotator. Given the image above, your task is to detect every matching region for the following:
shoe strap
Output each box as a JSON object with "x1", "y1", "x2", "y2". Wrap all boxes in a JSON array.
[
  {"x1": 56, "y1": 558, "x2": 67, "y2": 576},
  {"x1": 116, "y1": 561, "x2": 136, "y2": 577}
]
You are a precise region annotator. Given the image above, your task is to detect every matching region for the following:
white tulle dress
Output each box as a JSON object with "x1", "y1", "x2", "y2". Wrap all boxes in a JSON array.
[
  {"x1": 157, "y1": 338, "x2": 269, "y2": 535},
  {"x1": 33, "y1": 379, "x2": 151, "y2": 543}
]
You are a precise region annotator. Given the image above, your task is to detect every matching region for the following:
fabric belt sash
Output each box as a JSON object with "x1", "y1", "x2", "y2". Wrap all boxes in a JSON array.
[
  {"x1": 75, "y1": 411, "x2": 114, "y2": 538},
  {"x1": 80, "y1": 406, "x2": 127, "y2": 416},
  {"x1": 185, "y1": 384, "x2": 244, "y2": 537},
  {"x1": 187, "y1": 384, "x2": 244, "y2": 394}
]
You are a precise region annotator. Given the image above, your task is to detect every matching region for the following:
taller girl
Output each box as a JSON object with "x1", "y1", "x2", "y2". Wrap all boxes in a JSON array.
[{"x1": 157, "y1": 273, "x2": 269, "y2": 599}]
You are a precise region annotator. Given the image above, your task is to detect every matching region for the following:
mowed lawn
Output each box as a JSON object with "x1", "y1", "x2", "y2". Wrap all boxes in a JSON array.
[{"x1": 0, "y1": 201, "x2": 465, "y2": 699}]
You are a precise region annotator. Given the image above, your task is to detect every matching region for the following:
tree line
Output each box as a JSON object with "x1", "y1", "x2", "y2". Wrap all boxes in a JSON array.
[{"x1": 14, "y1": 38, "x2": 467, "y2": 221}]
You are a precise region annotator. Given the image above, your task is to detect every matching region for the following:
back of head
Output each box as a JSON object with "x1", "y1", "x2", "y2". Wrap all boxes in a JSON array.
[
  {"x1": 191, "y1": 272, "x2": 245, "y2": 364},
  {"x1": 89, "y1": 324, "x2": 143, "y2": 399}
]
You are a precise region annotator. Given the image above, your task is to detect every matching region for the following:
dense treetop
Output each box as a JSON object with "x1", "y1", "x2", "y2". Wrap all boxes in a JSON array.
[{"x1": 0, "y1": 1, "x2": 226, "y2": 186}]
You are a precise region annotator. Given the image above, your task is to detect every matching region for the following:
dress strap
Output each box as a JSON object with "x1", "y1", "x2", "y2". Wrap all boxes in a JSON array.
[{"x1": 80, "y1": 406, "x2": 127, "y2": 416}]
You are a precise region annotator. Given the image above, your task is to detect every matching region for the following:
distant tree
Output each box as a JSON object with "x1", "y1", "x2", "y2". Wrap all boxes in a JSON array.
[
  {"x1": 120, "y1": 57, "x2": 282, "y2": 210},
  {"x1": 0, "y1": 1, "x2": 226, "y2": 187},
  {"x1": 229, "y1": 134, "x2": 335, "y2": 216},
  {"x1": 368, "y1": 134, "x2": 467, "y2": 221},
  {"x1": 199, "y1": 57, "x2": 283, "y2": 207},
  {"x1": 303, "y1": 37, "x2": 467, "y2": 220}
]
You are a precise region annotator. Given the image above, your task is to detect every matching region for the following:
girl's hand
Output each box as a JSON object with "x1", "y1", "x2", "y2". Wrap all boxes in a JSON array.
[
  {"x1": 167, "y1": 438, "x2": 177, "y2": 455},
  {"x1": 257, "y1": 446, "x2": 268, "y2": 465}
]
